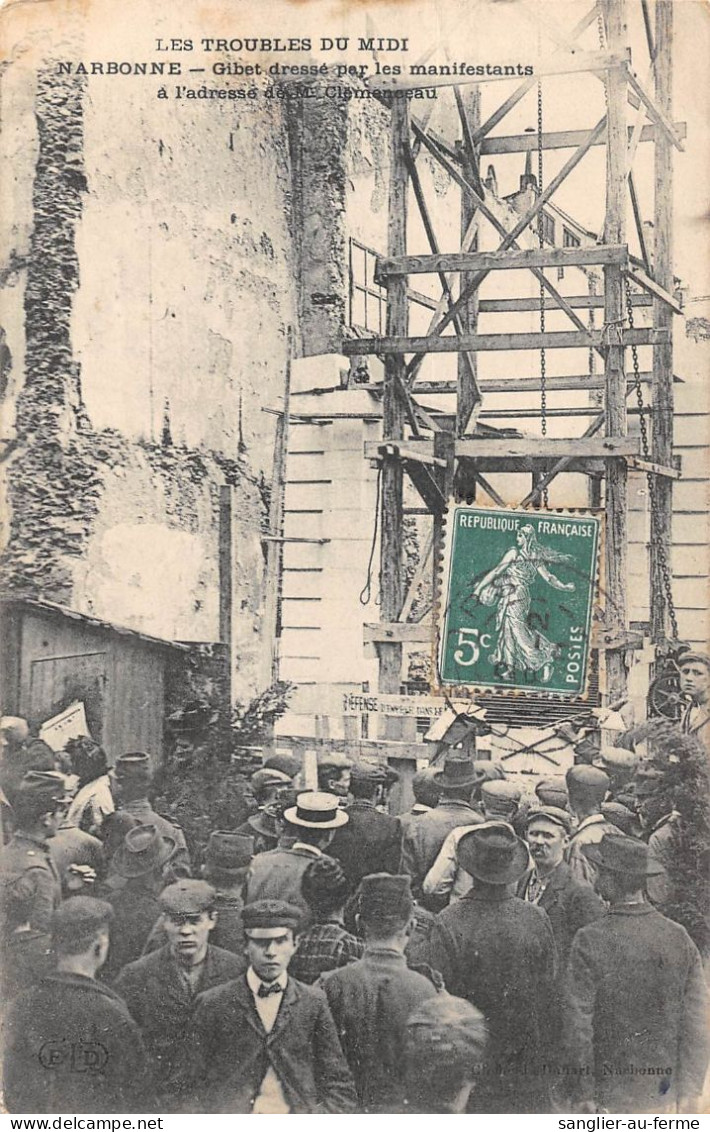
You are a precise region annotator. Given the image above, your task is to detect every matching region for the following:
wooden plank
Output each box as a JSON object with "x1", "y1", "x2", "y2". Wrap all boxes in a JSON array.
[
  {"x1": 344, "y1": 327, "x2": 669, "y2": 356},
  {"x1": 479, "y1": 121, "x2": 686, "y2": 154},
  {"x1": 627, "y1": 267, "x2": 684, "y2": 315},
  {"x1": 368, "y1": 51, "x2": 627, "y2": 92},
  {"x1": 406, "y1": 373, "x2": 658, "y2": 393},
  {"x1": 603, "y1": 0, "x2": 630, "y2": 703},
  {"x1": 455, "y1": 437, "x2": 640, "y2": 459},
  {"x1": 476, "y1": 294, "x2": 653, "y2": 311},
  {"x1": 626, "y1": 455, "x2": 681, "y2": 480},
  {"x1": 625, "y1": 64, "x2": 685, "y2": 151},
  {"x1": 651, "y1": 0, "x2": 676, "y2": 642},
  {"x1": 364, "y1": 440, "x2": 447, "y2": 468},
  {"x1": 365, "y1": 622, "x2": 433, "y2": 645},
  {"x1": 628, "y1": 171, "x2": 651, "y2": 275},
  {"x1": 377, "y1": 244, "x2": 629, "y2": 278},
  {"x1": 455, "y1": 85, "x2": 482, "y2": 434}
]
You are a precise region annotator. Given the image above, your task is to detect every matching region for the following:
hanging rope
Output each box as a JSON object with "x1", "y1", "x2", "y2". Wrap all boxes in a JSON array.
[
  {"x1": 536, "y1": 79, "x2": 549, "y2": 509},
  {"x1": 359, "y1": 464, "x2": 383, "y2": 606},
  {"x1": 624, "y1": 278, "x2": 679, "y2": 640}
]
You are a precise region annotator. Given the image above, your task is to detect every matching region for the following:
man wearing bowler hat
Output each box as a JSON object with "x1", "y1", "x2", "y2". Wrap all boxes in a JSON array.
[
  {"x1": 319, "y1": 873, "x2": 439, "y2": 1113},
  {"x1": 427, "y1": 823, "x2": 558, "y2": 1112},
  {"x1": 245, "y1": 792, "x2": 348, "y2": 918},
  {"x1": 115, "y1": 879, "x2": 244, "y2": 1110},
  {"x1": 102, "y1": 823, "x2": 176, "y2": 978},
  {"x1": 3, "y1": 897, "x2": 147, "y2": 1113},
  {"x1": 518, "y1": 806, "x2": 603, "y2": 967},
  {"x1": 111, "y1": 752, "x2": 191, "y2": 879},
  {"x1": 329, "y1": 762, "x2": 402, "y2": 886},
  {"x1": 400, "y1": 752, "x2": 484, "y2": 898},
  {"x1": 566, "y1": 834, "x2": 709, "y2": 1113},
  {"x1": 191, "y1": 898, "x2": 356, "y2": 1113}
]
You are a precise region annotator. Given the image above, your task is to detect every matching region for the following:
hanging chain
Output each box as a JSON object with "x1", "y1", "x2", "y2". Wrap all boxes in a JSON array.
[
  {"x1": 624, "y1": 278, "x2": 679, "y2": 640},
  {"x1": 537, "y1": 79, "x2": 549, "y2": 508}
]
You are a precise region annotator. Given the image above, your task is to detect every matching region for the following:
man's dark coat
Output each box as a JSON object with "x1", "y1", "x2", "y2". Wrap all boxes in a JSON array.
[
  {"x1": 3, "y1": 972, "x2": 147, "y2": 1113},
  {"x1": 115, "y1": 943, "x2": 244, "y2": 1106},
  {"x1": 191, "y1": 973, "x2": 357, "y2": 1113},
  {"x1": 400, "y1": 800, "x2": 483, "y2": 893},
  {"x1": 428, "y1": 887, "x2": 558, "y2": 1113},
  {"x1": 516, "y1": 861, "x2": 603, "y2": 966},
  {"x1": 566, "y1": 903, "x2": 710, "y2": 1112},
  {"x1": 330, "y1": 802, "x2": 402, "y2": 887}
]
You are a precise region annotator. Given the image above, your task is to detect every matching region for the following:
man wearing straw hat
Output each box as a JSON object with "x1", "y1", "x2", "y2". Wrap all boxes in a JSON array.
[
  {"x1": 244, "y1": 792, "x2": 347, "y2": 918},
  {"x1": 566, "y1": 833, "x2": 709, "y2": 1114}
]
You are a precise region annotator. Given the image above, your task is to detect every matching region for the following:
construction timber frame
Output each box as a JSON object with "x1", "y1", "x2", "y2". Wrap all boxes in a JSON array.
[{"x1": 341, "y1": 0, "x2": 682, "y2": 720}]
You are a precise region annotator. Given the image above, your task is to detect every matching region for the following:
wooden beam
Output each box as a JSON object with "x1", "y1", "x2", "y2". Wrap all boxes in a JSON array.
[
  {"x1": 479, "y1": 121, "x2": 686, "y2": 154},
  {"x1": 377, "y1": 244, "x2": 629, "y2": 278},
  {"x1": 344, "y1": 327, "x2": 669, "y2": 356},
  {"x1": 404, "y1": 459, "x2": 447, "y2": 515},
  {"x1": 379, "y1": 97, "x2": 409, "y2": 723},
  {"x1": 367, "y1": 51, "x2": 627, "y2": 92},
  {"x1": 365, "y1": 622, "x2": 433, "y2": 645},
  {"x1": 640, "y1": 0, "x2": 656, "y2": 61},
  {"x1": 624, "y1": 64, "x2": 684, "y2": 151},
  {"x1": 626, "y1": 455, "x2": 681, "y2": 480},
  {"x1": 455, "y1": 85, "x2": 482, "y2": 435},
  {"x1": 406, "y1": 373, "x2": 657, "y2": 393},
  {"x1": 603, "y1": 0, "x2": 629, "y2": 702},
  {"x1": 479, "y1": 294, "x2": 653, "y2": 312},
  {"x1": 519, "y1": 414, "x2": 605, "y2": 507},
  {"x1": 626, "y1": 267, "x2": 683, "y2": 315},
  {"x1": 455, "y1": 437, "x2": 640, "y2": 459},
  {"x1": 628, "y1": 171, "x2": 651, "y2": 275},
  {"x1": 651, "y1": 0, "x2": 675, "y2": 641}
]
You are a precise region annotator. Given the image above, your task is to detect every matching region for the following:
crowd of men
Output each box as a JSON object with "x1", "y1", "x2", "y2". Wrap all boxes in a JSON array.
[{"x1": 0, "y1": 650, "x2": 709, "y2": 1115}]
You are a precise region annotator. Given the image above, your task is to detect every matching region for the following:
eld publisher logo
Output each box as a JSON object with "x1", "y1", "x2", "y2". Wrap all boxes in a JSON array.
[{"x1": 39, "y1": 1040, "x2": 108, "y2": 1072}]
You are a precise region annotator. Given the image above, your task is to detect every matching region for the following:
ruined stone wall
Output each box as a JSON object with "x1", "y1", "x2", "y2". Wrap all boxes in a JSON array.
[{"x1": 0, "y1": 39, "x2": 297, "y2": 700}]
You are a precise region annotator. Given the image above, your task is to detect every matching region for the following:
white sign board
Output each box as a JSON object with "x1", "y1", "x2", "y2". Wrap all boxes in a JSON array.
[
  {"x1": 338, "y1": 692, "x2": 484, "y2": 719},
  {"x1": 39, "y1": 702, "x2": 90, "y2": 752}
]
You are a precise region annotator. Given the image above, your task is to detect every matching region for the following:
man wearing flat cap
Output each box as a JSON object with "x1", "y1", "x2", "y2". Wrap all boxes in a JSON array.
[
  {"x1": 518, "y1": 807, "x2": 603, "y2": 968},
  {"x1": 111, "y1": 752, "x2": 191, "y2": 879},
  {"x1": 320, "y1": 874, "x2": 439, "y2": 1113},
  {"x1": 3, "y1": 897, "x2": 147, "y2": 1113},
  {"x1": 404, "y1": 994, "x2": 488, "y2": 1113},
  {"x1": 1, "y1": 771, "x2": 74, "y2": 995},
  {"x1": 115, "y1": 879, "x2": 244, "y2": 1110},
  {"x1": 245, "y1": 791, "x2": 348, "y2": 917},
  {"x1": 191, "y1": 898, "x2": 356, "y2": 1112},
  {"x1": 329, "y1": 761, "x2": 402, "y2": 886},
  {"x1": 427, "y1": 824, "x2": 558, "y2": 1112},
  {"x1": 566, "y1": 834, "x2": 709, "y2": 1113},
  {"x1": 564, "y1": 764, "x2": 617, "y2": 886},
  {"x1": 400, "y1": 752, "x2": 484, "y2": 899},
  {"x1": 678, "y1": 650, "x2": 710, "y2": 748}
]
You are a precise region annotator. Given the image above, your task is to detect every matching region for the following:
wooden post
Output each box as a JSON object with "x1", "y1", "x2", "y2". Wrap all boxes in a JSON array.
[
  {"x1": 260, "y1": 336, "x2": 292, "y2": 688},
  {"x1": 602, "y1": 0, "x2": 628, "y2": 702},
  {"x1": 378, "y1": 97, "x2": 409, "y2": 735},
  {"x1": 650, "y1": 1, "x2": 674, "y2": 642},
  {"x1": 457, "y1": 86, "x2": 481, "y2": 439}
]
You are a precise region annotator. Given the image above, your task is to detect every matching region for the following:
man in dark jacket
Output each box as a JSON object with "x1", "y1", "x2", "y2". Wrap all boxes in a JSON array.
[
  {"x1": 3, "y1": 897, "x2": 147, "y2": 1113},
  {"x1": 320, "y1": 873, "x2": 439, "y2": 1113},
  {"x1": 518, "y1": 806, "x2": 603, "y2": 967},
  {"x1": 566, "y1": 834, "x2": 709, "y2": 1114},
  {"x1": 428, "y1": 824, "x2": 558, "y2": 1113},
  {"x1": 191, "y1": 899, "x2": 356, "y2": 1113},
  {"x1": 400, "y1": 753, "x2": 483, "y2": 897},
  {"x1": 115, "y1": 879, "x2": 244, "y2": 1110},
  {"x1": 245, "y1": 792, "x2": 348, "y2": 918},
  {"x1": 330, "y1": 762, "x2": 402, "y2": 886},
  {"x1": 103, "y1": 823, "x2": 175, "y2": 978},
  {"x1": 112, "y1": 753, "x2": 191, "y2": 878}
]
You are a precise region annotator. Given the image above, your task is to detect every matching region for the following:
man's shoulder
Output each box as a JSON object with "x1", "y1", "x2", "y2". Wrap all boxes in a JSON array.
[
  {"x1": 207, "y1": 943, "x2": 246, "y2": 976},
  {"x1": 114, "y1": 944, "x2": 170, "y2": 985}
]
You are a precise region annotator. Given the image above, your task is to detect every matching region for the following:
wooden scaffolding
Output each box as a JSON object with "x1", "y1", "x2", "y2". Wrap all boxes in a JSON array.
[{"x1": 340, "y1": 0, "x2": 684, "y2": 726}]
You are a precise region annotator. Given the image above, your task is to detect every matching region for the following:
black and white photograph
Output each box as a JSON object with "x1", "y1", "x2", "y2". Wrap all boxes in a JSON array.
[{"x1": 0, "y1": 0, "x2": 709, "y2": 1119}]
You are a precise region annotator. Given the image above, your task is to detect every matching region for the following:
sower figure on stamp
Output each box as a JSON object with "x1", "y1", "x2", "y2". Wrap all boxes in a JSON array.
[
  {"x1": 3, "y1": 897, "x2": 147, "y2": 1114},
  {"x1": 565, "y1": 834, "x2": 710, "y2": 1114},
  {"x1": 191, "y1": 899, "x2": 357, "y2": 1113},
  {"x1": 115, "y1": 879, "x2": 244, "y2": 1111}
]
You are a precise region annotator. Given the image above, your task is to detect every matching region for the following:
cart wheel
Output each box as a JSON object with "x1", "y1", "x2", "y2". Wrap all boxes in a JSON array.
[{"x1": 647, "y1": 674, "x2": 684, "y2": 721}]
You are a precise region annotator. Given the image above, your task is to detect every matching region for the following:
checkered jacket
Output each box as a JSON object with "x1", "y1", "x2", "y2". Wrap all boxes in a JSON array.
[{"x1": 289, "y1": 920, "x2": 364, "y2": 985}]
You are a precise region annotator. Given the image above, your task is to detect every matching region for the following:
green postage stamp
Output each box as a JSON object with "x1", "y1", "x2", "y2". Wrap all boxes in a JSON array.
[{"x1": 437, "y1": 506, "x2": 602, "y2": 698}]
